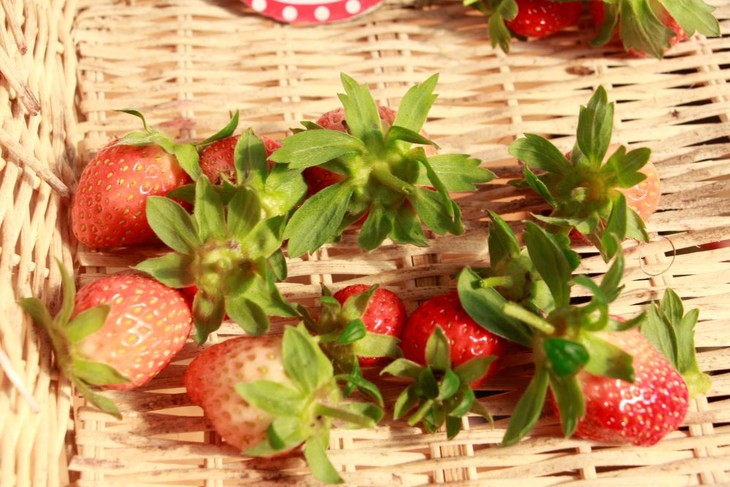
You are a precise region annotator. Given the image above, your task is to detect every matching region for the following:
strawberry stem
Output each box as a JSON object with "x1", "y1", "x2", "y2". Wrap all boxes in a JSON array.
[
  {"x1": 479, "y1": 276, "x2": 514, "y2": 289},
  {"x1": 503, "y1": 302, "x2": 556, "y2": 335},
  {"x1": 314, "y1": 403, "x2": 377, "y2": 428},
  {"x1": 371, "y1": 166, "x2": 415, "y2": 195}
]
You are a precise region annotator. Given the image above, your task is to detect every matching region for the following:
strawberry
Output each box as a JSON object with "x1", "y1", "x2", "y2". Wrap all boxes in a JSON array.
[
  {"x1": 199, "y1": 134, "x2": 281, "y2": 184},
  {"x1": 505, "y1": 0, "x2": 582, "y2": 39},
  {"x1": 184, "y1": 325, "x2": 383, "y2": 483},
  {"x1": 590, "y1": 0, "x2": 719, "y2": 59},
  {"x1": 332, "y1": 284, "x2": 407, "y2": 367},
  {"x1": 71, "y1": 110, "x2": 199, "y2": 250},
  {"x1": 570, "y1": 329, "x2": 689, "y2": 446},
  {"x1": 510, "y1": 86, "x2": 657, "y2": 261},
  {"x1": 18, "y1": 263, "x2": 193, "y2": 418},
  {"x1": 399, "y1": 290, "x2": 507, "y2": 386},
  {"x1": 270, "y1": 73, "x2": 494, "y2": 256}
]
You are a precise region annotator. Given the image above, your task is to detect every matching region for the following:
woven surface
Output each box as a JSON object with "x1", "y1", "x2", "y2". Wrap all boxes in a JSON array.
[{"x1": 1, "y1": 0, "x2": 730, "y2": 485}]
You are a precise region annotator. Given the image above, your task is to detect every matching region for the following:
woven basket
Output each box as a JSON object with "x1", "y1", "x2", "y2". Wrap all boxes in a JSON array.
[{"x1": 2, "y1": 0, "x2": 730, "y2": 485}]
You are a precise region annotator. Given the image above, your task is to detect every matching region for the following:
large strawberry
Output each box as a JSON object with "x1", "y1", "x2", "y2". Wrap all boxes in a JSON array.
[
  {"x1": 464, "y1": 0, "x2": 581, "y2": 53},
  {"x1": 510, "y1": 86, "x2": 658, "y2": 260},
  {"x1": 184, "y1": 325, "x2": 383, "y2": 484},
  {"x1": 71, "y1": 110, "x2": 200, "y2": 250},
  {"x1": 270, "y1": 73, "x2": 494, "y2": 256},
  {"x1": 459, "y1": 221, "x2": 706, "y2": 446},
  {"x1": 590, "y1": 0, "x2": 719, "y2": 59},
  {"x1": 18, "y1": 263, "x2": 193, "y2": 418}
]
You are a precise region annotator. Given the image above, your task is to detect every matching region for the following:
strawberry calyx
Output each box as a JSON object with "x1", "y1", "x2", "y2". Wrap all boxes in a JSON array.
[
  {"x1": 18, "y1": 261, "x2": 128, "y2": 418},
  {"x1": 135, "y1": 175, "x2": 297, "y2": 343},
  {"x1": 114, "y1": 109, "x2": 202, "y2": 181},
  {"x1": 381, "y1": 326, "x2": 494, "y2": 439},
  {"x1": 271, "y1": 73, "x2": 494, "y2": 257},
  {"x1": 591, "y1": 0, "x2": 720, "y2": 59},
  {"x1": 510, "y1": 86, "x2": 651, "y2": 261},
  {"x1": 642, "y1": 288, "x2": 711, "y2": 398},
  {"x1": 237, "y1": 325, "x2": 383, "y2": 484}
]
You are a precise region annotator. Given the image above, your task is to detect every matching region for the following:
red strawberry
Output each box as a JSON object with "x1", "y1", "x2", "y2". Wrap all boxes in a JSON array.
[
  {"x1": 71, "y1": 111, "x2": 199, "y2": 251},
  {"x1": 506, "y1": 0, "x2": 582, "y2": 39},
  {"x1": 571, "y1": 329, "x2": 689, "y2": 445},
  {"x1": 19, "y1": 264, "x2": 193, "y2": 418},
  {"x1": 400, "y1": 290, "x2": 506, "y2": 386},
  {"x1": 184, "y1": 334, "x2": 292, "y2": 451},
  {"x1": 333, "y1": 284, "x2": 407, "y2": 367},
  {"x1": 184, "y1": 326, "x2": 382, "y2": 482},
  {"x1": 199, "y1": 134, "x2": 281, "y2": 184}
]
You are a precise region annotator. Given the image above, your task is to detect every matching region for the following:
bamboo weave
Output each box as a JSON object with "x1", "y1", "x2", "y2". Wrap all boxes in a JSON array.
[{"x1": 1, "y1": 0, "x2": 729, "y2": 485}]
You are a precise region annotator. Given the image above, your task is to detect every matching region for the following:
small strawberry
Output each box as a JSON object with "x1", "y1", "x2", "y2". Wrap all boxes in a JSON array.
[
  {"x1": 271, "y1": 73, "x2": 494, "y2": 256},
  {"x1": 199, "y1": 134, "x2": 281, "y2": 184},
  {"x1": 71, "y1": 110, "x2": 200, "y2": 250},
  {"x1": 18, "y1": 263, "x2": 193, "y2": 418},
  {"x1": 399, "y1": 290, "x2": 507, "y2": 386},
  {"x1": 184, "y1": 325, "x2": 383, "y2": 483},
  {"x1": 332, "y1": 284, "x2": 407, "y2": 367},
  {"x1": 569, "y1": 328, "x2": 689, "y2": 446},
  {"x1": 505, "y1": 0, "x2": 582, "y2": 39},
  {"x1": 510, "y1": 85, "x2": 658, "y2": 260},
  {"x1": 590, "y1": 0, "x2": 719, "y2": 59}
]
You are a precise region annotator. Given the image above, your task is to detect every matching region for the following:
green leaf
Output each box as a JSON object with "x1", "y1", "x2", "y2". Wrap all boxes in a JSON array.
[
  {"x1": 146, "y1": 196, "x2": 201, "y2": 254},
  {"x1": 662, "y1": 0, "x2": 720, "y2": 37},
  {"x1": 270, "y1": 130, "x2": 363, "y2": 169},
  {"x1": 487, "y1": 210, "x2": 521, "y2": 264},
  {"x1": 582, "y1": 333, "x2": 634, "y2": 382},
  {"x1": 338, "y1": 72, "x2": 382, "y2": 140},
  {"x1": 173, "y1": 143, "x2": 202, "y2": 181},
  {"x1": 549, "y1": 373, "x2": 585, "y2": 438},
  {"x1": 509, "y1": 134, "x2": 571, "y2": 176},
  {"x1": 227, "y1": 187, "x2": 262, "y2": 241},
  {"x1": 523, "y1": 222, "x2": 573, "y2": 308},
  {"x1": 234, "y1": 129, "x2": 268, "y2": 187},
  {"x1": 73, "y1": 381, "x2": 122, "y2": 419},
  {"x1": 284, "y1": 182, "x2": 355, "y2": 257},
  {"x1": 410, "y1": 187, "x2": 462, "y2": 236},
  {"x1": 304, "y1": 434, "x2": 343, "y2": 484},
  {"x1": 235, "y1": 380, "x2": 306, "y2": 417},
  {"x1": 425, "y1": 327, "x2": 451, "y2": 371},
  {"x1": 194, "y1": 177, "x2": 227, "y2": 242},
  {"x1": 358, "y1": 206, "x2": 393, "y2": 251},
  {"x1": 502, "y1": 365, "x2": 550, "y2": 446},
  {"x1": 225, "y1": 295, "x2": 269, "y2": 336},
  {"x1": 73, "y1": 358, "x2": 130, "y2": 386},
  {"x1": 66, "y1": 305, "x2": 110, "y2": 344},
  {"x1": 381, "y1": 359, "x2": 423, "y2": 379},
  {"x1": 393, "y1": 74, "x2": 438, "y2": 134},
  {"x1": 456, "y1": 267, "x2": 534, "y2": 347},
  {"x1": 192, "y1": 293, "x2": 225, "y2": 344},
  {"x1": 577, "y1": 86, "x2": 613, "y2": 167},
  {"x1": 543, "y1": 338, "x2": 589, "y2": 377},
  {"x1": 282, "y1": 326, "x2": 333, "y2": 393},
  {"x1": 134, "y1": 252, "x2": 195, "y2": 288},
  {"x1": 198, "y1": 111, "x2": 239, "y2": 147},
  {"x1": 415, "y1": 154, "x2": 494, "y2": 192}
]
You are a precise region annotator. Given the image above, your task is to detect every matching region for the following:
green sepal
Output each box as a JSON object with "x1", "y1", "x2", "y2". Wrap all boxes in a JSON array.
[
  {"x1": 304, "y1": 434, "x2": 343, "y2": 485},
  {"x1": 263, "y1": 164, "x2": 307, "y2": 216},
  {"x1": 386, "y1": 126, "x2": 436, "y2": 149},
  {"x1": 146, "y1": 196, "x2": 201, "y2": 254},
  {"x1": 391, "y1": 203, "x2": 429, "y2": 247},
  {"x1": 173, "y1": 143, "x2": 202, "y2": 181},
  {"x1": 17, "y1": 297, "x2": 54, "y2": 336},
  {"x1": 424, "y1": 326, "x2": 451, "y2": 371},
  {"x1": 502, "y1": 365, "x2": 549, "y2": 446},
  {"x1": 226, "y1": 186, "x2": 262, "y2": 241},
  {"x1": 197, "y1": 110, "x2": 239, "y2": 149},
  {"x1": 244, "y1": 215, "x2": 287, "y2": 259},
  {"x1": 58, "y1": 258, "x2": 76, "y2": 326},
  {"x1": 337, "y1": 319, "x2": 367, "y2": 345},
  {"x1": 66, "y1": 305, "x2": 111, "y2": 344},
  {"x1": 454, "y1": 356, "x2": 495, "y2": 385},
  {"x1": 72, "y1": 358, "x2": 130, "y2": 386},
  {"x1": 523, "y1": 222, "x2": 575, "y2": 308},
  {"x1": 358, "y1": 205, "x2": 393, "y2": 251},
  {"x1": 283, "y1": 325, "x2": 334, "y2": 393},
  {"x1": 133, "y1": 252, "x2": 195, "y2": 288},
  {"x1": 235, "y1": 380, "x2": 307, "y2": 417},
  {"x1": 543, "y1": 338, "x2": 589, "y2": 378},
  {"x1": 577, "y1": 86, "x2": 613, "y2": 167},
  {"x1": 269, "y1": 129, "x2": 364, "y2": 169},
  {"x1": 74, "y1": 381, "x2": 122, "y2": 420},
  {"x1": 549, "y1": 372, "x2": 585, "y2": 439},
  {"x1": 663, "y1": 0, "x2": 720, "y2": 37},
  {"x1": 194, "y1": 177, "x2": 227, "y2": 242},
  {"x1": 335, "y1": 369, "x2": 385, "y2": 406},
  {"x1": 338, "y1": 72, "x2": 382, "y2": 140},
  {"x1": 392, "y1": 73, "x2": 438, "y2": 134},
  {"x1": 410, "y1": 187, "x2": 463, "y2": 236},
  {"x1": 225, "y1": 295, "x2": 269, "y2": 336},
  {"x1": 380, "y1": 358, "x2": 423, "y2": 380},
  {"x1": 233, "y1": 128, "x2": 268, "y2": 188},
  {"x1": 415, "y1": 154, "x2": 495, "y2": 192},
  {"x1": 352, "y1": 333, "x2": 401, "y2": 360},
  {"x1": 192, "y1": 293, "x2": 226, "y2": 344},
  {"x1": 284, "y1": 182, "x2": 355, "y2": 257},
  {"x1": 581, "y1": 333, "x2": 634, "y2": 382},
  {"x1": 509, "y1": 134, "x2": 570, "y2": 176}
]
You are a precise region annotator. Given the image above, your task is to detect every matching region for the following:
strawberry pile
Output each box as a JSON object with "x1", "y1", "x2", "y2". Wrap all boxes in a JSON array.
[
  {"x1": 463, "y1": 0, "x2": 720, "y2": 59},
  {"x1": 20, "y1": 75, "x2": 712, "y2": 483}
]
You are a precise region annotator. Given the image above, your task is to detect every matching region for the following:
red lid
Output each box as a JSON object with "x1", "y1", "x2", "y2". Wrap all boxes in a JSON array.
[{"x1": 243, "y1": 0, "x2": 383, "y2": 24}]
